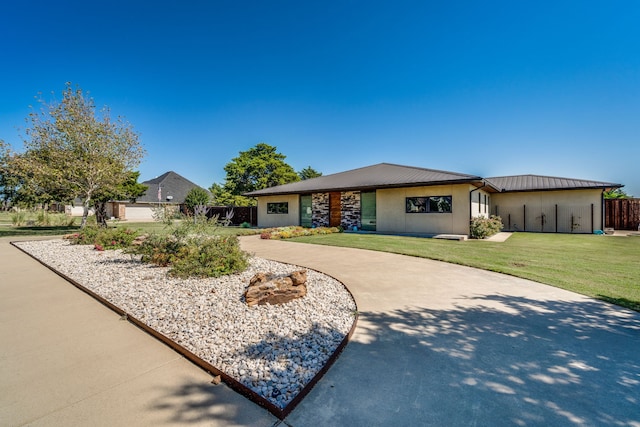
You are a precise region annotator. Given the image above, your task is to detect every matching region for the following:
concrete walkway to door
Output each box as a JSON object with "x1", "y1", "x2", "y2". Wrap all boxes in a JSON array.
[{"x1": 239, "y1": 236, "x2": 640, "y2": 426}]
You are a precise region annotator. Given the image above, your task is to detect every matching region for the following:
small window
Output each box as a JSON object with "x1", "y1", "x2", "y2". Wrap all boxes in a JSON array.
[
  {"x1": 267, "y1": 202, "x2": 289, "y2": 214},
  {"x1": 406, "y1": 196, "x2": 452, "y2": 213},
  {"x1": 406, "y1": 197, "x2": 428, "y2": 213}
]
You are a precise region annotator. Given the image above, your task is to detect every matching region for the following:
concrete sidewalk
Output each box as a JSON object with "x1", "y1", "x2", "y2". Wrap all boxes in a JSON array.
[
  {"x1": 2, "y1": 235, "x2": 640, "y2": 426},
  {"x1": 0, "y1": 237, "x2": 278, "y2": 427}
]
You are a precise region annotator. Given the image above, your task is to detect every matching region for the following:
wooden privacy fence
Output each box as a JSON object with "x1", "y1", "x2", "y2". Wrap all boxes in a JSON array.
[
  {"x1": 605, "y1": 199, "x2": 640, "y2": 230},
  {"x1": 206, "y1": 206, "x2": 258, "y2": 226}
]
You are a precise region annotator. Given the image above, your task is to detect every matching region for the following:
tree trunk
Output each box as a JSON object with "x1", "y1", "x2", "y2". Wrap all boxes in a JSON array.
[
  {"x1": 94, "y1": 201, "x2": 108, "y2": 228},
  {"x1": 81, "y1": 197, "x2": 91, "y2": 228},
  {"x1": 81, "y1": 206, "x2": 88, "y2": 228}
]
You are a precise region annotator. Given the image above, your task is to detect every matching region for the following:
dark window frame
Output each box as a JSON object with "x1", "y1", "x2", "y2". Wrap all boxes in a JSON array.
[
  {"x1": 406, "y1": 196, "x2": 452, "y2": 213},
  {"x1": 267, "y1": 202, "x2": 289, "y2": 214}
]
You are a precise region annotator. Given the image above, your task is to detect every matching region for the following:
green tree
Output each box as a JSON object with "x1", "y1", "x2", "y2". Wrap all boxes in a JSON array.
[
  {"x1": 209, "y1": 183, "x2": 253, "y2": 207},
  {"x1": 604, "y1": 188, "x2": 631, "y2": 199},
  {"x1": 0, "y1": 140, "x2": 50, "y2": 209},
  {"x1": 0, "y1": 140, "x2": 16, "y2": 209},
  {"x1": 13, "y1": 83, "x2": 145, "y2": 227},
  {"x1": 298, "y1": 166, "x2": 322, "y2": 180},
  {"x1": 184, "y1": 186, "x2": 211, "y2": 213},
  {"x1": 212, "y1": 143, "x2": 299, "y2": 206}
]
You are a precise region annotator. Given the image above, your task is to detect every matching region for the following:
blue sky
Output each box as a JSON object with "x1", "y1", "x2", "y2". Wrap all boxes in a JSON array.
[{"x1": 1, "y1": 1, "x2": 639, "y2": 195}]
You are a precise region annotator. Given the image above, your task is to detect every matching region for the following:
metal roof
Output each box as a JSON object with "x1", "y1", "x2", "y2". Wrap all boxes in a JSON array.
[
  {"x1": 137, "y1": 171, "x2": 209, "y2": 204},
  {"x1": 484, "y1": 174, "x2": 622, "y2": 192},
  {"x1": 244, "y1": 163, "x2": 484, "y2": 196}
]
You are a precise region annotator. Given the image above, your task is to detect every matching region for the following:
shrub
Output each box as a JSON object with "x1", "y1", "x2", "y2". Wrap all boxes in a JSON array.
[
  {"x1": 65, "y1": 227, "x2": 139, "y2": 249},
  {"x1": 170, "y1": 236, "x2": 248, "y2": 278},
  {"x1": 470, "y1": 215, "x2": 503, "y2": 239},
  {"x1": 36, "y1": 210, "x2": 51, "y2": 226},
  {"x1": 126, "y1": 217, "x2": 249, "y2": 278},
  {"x1": 34, "y1": 211, "x2": 74, "y2": 226},
  {"x1": 259, "y1": 226, "x2": 342, "y2": 240},
  {"x1": 11, "y1": 211, "x2": 26, "y2": 226},
  {"x1": 130, "y1": 233, "x2": 184, "y2": 266},
  {"x1": 129, "y1": 233, "x2": 248, "y2": 278}
]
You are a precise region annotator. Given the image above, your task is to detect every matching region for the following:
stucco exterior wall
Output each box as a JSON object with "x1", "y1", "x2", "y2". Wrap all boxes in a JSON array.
[
  {"x1": 376, "y1": 184, "x2": 473, "y2": 235},
  {"x1": 256, "y1": 194, "x2": 300, "y2": 228},
  {"x1": 491, "y1": 189, "x2": 604, "y2": 233},
  {"x1": 470, "y1": 189, "x2": 492, "y2": 218}
]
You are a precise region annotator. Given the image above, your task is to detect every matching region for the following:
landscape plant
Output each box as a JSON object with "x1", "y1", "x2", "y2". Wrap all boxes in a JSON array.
[
  {"x1": 260, "y1": 225, "x2": 342, "y2": 239},
  {"x1": 65, "y1": 226, "x2": 139, "y2": 249},
  {"x1": 127, "y1": 215, "x2": 249, "y2": 278},
  {"x1": 11, "y1": 210, "x2": 26, "y2": 226},
  {"x1": 469, "y1": 215, "x2": 503, "y2": 239}
]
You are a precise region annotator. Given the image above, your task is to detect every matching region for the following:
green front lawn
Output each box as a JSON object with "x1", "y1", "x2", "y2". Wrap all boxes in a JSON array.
[
  {"x1": 0, "y1": 216, "x2": 260, "y2": 238},
  {"x1": 290, "y1": 232, "x2": 640, "y2": 312}
]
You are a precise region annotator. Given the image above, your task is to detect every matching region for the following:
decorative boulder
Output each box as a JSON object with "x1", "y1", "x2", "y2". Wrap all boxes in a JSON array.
[{"x1": 244, "y1": 270, "x2": 308, "y2": 306}]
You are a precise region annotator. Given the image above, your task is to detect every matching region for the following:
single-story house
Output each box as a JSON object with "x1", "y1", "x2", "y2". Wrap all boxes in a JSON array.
[
  {"x1": 106, "y1": 171, "x2": 209, "y2": 221},
  {"x1": 244, "y1": 163, "x2": 622, "y2": 235}
]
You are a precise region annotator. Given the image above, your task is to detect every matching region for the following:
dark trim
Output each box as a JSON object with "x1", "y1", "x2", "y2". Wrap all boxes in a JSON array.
[
  {"x1": 495, "y1": 185, "x2": 619, "y2": 193},
  {"x1": 245, "y1": 178, "x2": 484, "y2": 197}
]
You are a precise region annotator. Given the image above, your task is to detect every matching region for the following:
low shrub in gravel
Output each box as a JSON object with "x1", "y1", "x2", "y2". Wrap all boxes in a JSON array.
[
  {"x1": 171, "y1": 236, "x2": 248, "y2": 278},
  {"x1": 126, "y1": 217, "x2": 249, "y2": 278},
  {"x1": 469, "y1": 215, "x2": 503, "y2": 239},
  {"x1": 260, "y1": 226, "x2": 342, "y2": 240},
  {"x1": 65, "y1": 227, "x2": 139, "y2": 249},
  {"x1": 129, "y1": 233, "x2": 248, "y2": 278}
]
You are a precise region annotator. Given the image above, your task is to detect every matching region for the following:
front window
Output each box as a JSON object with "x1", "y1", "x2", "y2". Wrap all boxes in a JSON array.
[
  {"x1": 267, "y1": 202, "x2": 289, "y2": 214},
  {"x1": 406, "y1": 196, "x2": 452, "y2": 213}
]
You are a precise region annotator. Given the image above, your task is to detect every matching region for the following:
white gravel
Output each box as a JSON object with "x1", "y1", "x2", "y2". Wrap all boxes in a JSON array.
[{"x1": 15, "y1": 239, "x2": 357, "y2": 408}]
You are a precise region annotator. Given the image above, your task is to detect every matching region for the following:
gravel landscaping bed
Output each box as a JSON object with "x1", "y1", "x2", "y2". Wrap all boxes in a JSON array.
[{"x1": 15, "y1": 239, "x2": 357, "y2": 409}]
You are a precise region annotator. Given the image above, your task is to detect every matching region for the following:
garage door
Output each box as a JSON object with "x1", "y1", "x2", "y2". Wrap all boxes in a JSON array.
[{"x1": 125, "y1": 206, "x2": 155, "y2": 221}]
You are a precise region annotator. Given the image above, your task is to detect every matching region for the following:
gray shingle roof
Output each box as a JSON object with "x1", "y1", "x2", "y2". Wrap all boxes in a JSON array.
[
  {"x1": 136, "y1": 171, "x2": 209, "y2": 204},
  {"x1": 484, "y1": 174, "x2": 622, "y2": 192},
  {"x1": 244, "y1": 163, "x2": 483, "y2": 196}
]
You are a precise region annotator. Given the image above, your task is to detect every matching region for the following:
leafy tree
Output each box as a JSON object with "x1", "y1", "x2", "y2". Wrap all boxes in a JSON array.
[
  {"x1": 212, "y1": 143, "x2": 299, "y2": 206},
  {"x1": 13, "y1": 83, "x2": 145, "y2": 227},
  {"x1": 93, "y1": 171, "x2": 148, "y2": 227},
  {"x1": 209, "y1": 183, "x2": 253, "y2": 207},
  {"x1": 298, "y1": 166, "x2": 322, "y2": 180},
  {"x1": 0, "y1": 140, "x2": 46, "y2": 209},
  {"x1": 0, "y1": 140, "x2": 16, "y2": 209},
  {"x1": 184, "y1": 186, "x2": 211, "y2": 213},
  {"x1": 604, "y1": 188, "x2": 631, "y2": 199}
]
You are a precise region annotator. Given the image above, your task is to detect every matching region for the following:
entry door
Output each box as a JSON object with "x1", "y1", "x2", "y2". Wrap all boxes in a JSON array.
[
  {"x1": 361, "y1": 191, "x2": 376, "y2": 231},
  {"x1": 300, "y1": 195, "x2": 312, "y2": 227},
  {"x1": 329, "y1": 192, "x2": 341, "y2": 227}
]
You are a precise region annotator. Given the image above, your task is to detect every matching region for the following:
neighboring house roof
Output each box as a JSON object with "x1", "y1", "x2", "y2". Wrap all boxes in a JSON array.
[
  {"x1": 136, "y1": 171, "x2": 209, "y2": 204},
  {"x1": 244, "y1": 163, "x2": 484, "y2": 196},
  {"x1": 484, "y1": 175, "x2": 622, "y2": 192}
]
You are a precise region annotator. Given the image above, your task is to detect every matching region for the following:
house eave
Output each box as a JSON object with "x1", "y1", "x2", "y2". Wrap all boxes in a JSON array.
[
  {"x1": 244, "y1": 178, "x2": 485, "y2": 197},
  {"x1": 497, "y1": 184, "x2": 623, "y2": 193}
]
